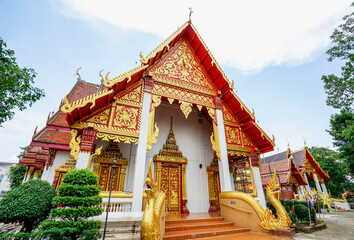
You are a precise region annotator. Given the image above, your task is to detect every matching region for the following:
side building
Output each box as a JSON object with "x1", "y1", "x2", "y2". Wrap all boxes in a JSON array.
[{"x1": 261, "y1": 145, "x2": 330, "y2": 200}]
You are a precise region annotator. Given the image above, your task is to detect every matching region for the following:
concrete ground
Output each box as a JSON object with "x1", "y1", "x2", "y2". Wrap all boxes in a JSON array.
[{"x1": 294, "y1": 211, "x2": 354, "y2": 240}]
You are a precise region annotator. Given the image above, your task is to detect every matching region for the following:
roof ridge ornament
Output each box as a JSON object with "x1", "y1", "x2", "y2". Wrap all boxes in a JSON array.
[
  {"x1": 99, "y1": 69, "x2": 104, "y2": 83},
  {"x1": 76, "y1": 66, "x2": 82, "y2": 81},
  {"x1": 188, "y1": 7, "x2": 193, "y2": 23}
]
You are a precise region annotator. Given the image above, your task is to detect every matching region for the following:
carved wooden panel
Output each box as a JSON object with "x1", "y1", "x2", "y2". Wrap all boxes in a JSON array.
[{"x1": 161, "y1": 164, "x2": 181, "y2": 213}]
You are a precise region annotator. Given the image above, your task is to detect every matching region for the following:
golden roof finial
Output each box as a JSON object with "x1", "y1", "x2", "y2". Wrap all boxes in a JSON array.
[
  {"x1": 76, "y1": 66, "x2": 82, "y2": 81},
  {"x1": 188, "y1": 7, "x2": 193, "y2": 23},
  {"x1": 32, "y1": 126, "x2": 38, "y2": 140},
  {"x1": 99, "y1": 69, "x2": 104, "y2": 83},
  {"x1": 303, "y1": 138, "x2": 307, "y2": 148}
]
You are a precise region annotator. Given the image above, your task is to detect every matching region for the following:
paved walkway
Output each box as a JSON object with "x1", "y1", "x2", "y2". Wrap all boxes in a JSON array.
[{"x1": 294, "y1": 211, "x2": 354, "y2": 240}]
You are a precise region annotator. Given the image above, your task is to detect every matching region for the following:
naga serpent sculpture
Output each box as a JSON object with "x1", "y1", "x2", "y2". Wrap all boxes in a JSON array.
[
  {"x1": 260, "y1": 170, "x2": 292, "y2": 231},
  {"x1": 141, "y1": 159, "x2": 166, "y2": 240}
]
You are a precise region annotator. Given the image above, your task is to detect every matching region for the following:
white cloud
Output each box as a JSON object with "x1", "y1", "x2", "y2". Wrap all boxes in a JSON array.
[{"x1": 54, "y1": 0, "x2": 352, "y2": 73}]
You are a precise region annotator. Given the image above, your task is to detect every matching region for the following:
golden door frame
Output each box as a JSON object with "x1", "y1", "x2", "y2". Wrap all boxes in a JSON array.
[
  {"x1": 93, "y1": 155, "x2": 128, "y2": 198},
  {"x1": 207, "y1": 163, "x2": 221, "y2": 212},
  {"x1": 153, "y1": 155, "x2": 189, "y2": 213}
]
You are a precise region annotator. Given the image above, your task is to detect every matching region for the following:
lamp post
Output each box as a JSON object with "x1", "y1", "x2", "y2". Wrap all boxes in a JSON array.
[{"x1": 102, "y1": 156, "x2": 117, "y2": 240}]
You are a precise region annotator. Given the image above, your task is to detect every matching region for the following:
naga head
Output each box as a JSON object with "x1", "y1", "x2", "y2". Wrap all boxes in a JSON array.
[{"x1": 266, "y1": 170, "x2": 280, "y2": 194}]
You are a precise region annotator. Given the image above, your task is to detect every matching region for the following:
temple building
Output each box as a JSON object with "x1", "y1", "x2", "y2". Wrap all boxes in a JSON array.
[
  {"x1": 20, "y1": 20, "x2": 276, "y2": 218},
  {"x1": 261, "y1": 145, "x2": 330, "y2": 200}
]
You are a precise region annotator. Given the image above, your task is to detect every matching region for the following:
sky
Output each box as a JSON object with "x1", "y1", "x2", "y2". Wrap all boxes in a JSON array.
[{"x1": 0, "y1": 0, "x2": 351, "y2": 163}]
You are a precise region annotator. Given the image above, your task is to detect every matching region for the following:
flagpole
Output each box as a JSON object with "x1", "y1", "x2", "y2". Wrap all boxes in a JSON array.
[{"x1": 307, "y1": 199, "x2": 312, "y2": 226}]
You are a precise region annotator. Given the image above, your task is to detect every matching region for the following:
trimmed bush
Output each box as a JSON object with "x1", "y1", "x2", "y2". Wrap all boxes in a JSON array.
[
  {"x1": 0, "y1": 179, "x2": 56, "y2": 233},
  {"x1": 41, "y1": 169, "x2": 102, "y2": 240},
  {"x1": 295, "y1": 204, "x2": 308, "y2": 222}
]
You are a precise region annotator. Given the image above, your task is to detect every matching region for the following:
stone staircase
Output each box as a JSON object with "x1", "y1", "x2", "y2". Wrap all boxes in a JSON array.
[
  {"x1": 163, "y1": 215, "x2": 289, "y2": 240},
  {"x1": 164, "y1": 216, "x2": 244, "y2": 239}
]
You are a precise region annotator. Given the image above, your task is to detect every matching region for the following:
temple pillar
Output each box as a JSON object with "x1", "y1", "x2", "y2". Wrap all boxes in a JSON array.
[
  {"x1": 313, "y1": 173, "x2": 323, "y2": 192},
  {"x1": 321, "y1": 183, "x2": 329, "y2": 195},
  {"x1": 215, "y1": 95, "x2": 232, "y2": 192},
  {"x1": 33, "y1": 169, "x2": 41, "y2": 179},
  {"x1": 303, "y1": 174, "x2": 311, "y2": 192},
  {"x1": 23, "y1": 166, "x2": 34, "y2": 183},
  {"x1": 131, "y1": 77, "x2": 153, "y2": 212},
  {"x1": 75, "y1": 128, "x2": 97, "y2": 169},
  {"x1": 250, "y1": 151, "x2": 266, "y2": 208},
  {"x1": 300, "y1": 186, "x2": 306, "y2": 198}
]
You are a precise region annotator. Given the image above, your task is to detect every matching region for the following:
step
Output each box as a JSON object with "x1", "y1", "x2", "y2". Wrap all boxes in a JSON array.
[
  {"x1": 165, "y1": 221, "x2": 234, "y2": 232},
  {"x1": 166, "y1": 216, "x2": 224, "y2": 226},
  {"x1": 196, "y1": 232, "x2": 289, "y2": 240},
  {"x1": 163, "y1": 226, "x2": 250, "y2": 240}
]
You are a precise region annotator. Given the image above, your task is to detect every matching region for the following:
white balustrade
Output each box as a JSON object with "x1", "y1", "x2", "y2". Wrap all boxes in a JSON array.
[{"x1": 99, "y1": 198, "x2": 132, "y2": 213}]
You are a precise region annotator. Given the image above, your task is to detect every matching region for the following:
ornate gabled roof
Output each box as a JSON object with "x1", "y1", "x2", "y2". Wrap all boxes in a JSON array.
[
  {"x1": 61, "y1": 21, "x2": 274, "y2": 153},
  {"x1": 262, "y1": 146, "x2": 330, "y2": 181},
  {"x1": 302, "y1": 146, "x2": 330, "y2": 180}
]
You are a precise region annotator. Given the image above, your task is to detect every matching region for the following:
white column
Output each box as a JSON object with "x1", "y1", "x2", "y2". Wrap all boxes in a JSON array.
[
  {"x1": 303, "y1": 173, "x2": 311, "y2": 192},
  {"x1": 41, "y1": 166, "x2": 51, "y2": 181},
  {"x1": 313, "y1": 173, "x2": 323, "y2": 192},
  {"x1": 251, "y1": 165, "x2": 266, "y2": 208},
  {"x1": 300, "y1": 186, "x2": 305, "y2": 197},
  {"x1": 131, "y1": 91, "x2": 152, "y2": 212},
  {"x1": 321, "y1": 183, "x2": 329, "y2": 195},
  {"x1": 75, "y1": 152, "x2": 91, "y2": 169},
  {"x1": 216, "y1": 108, "x2": 232, "y2": 192}
]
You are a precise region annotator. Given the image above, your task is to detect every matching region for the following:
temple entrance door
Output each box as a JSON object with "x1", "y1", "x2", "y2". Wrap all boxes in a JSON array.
[
  {"x1": 161, "y1": 163, "x2": 182, "y2": 213},
  {"x1": 98, "y1": 164, "x2": 122, "y2": 191}
]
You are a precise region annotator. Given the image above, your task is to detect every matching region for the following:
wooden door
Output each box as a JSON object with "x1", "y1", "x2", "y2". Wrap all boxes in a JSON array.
[
  {"x1": 161, "y1": 164, "x2": 181, "y2": 213},
  {"x1": 98, "y1": 164, "x2": 122, "y2": 191}
]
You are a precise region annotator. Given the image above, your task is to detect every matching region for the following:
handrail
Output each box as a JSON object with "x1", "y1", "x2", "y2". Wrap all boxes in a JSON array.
[{"x1": 220, "y1": 202, "x2": 251, "y2": 214}]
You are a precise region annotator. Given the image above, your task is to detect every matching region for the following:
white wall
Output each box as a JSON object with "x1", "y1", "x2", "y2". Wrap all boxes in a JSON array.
[
  {"x1": 42, "y1": 151, "x2": 70, "y2": 185},
  {"x1": 141, "y1": 103, "x2": 214, "y2": 213},
  {"x1": 0, "y1": 163, "x2": 15, "y2": 195}
]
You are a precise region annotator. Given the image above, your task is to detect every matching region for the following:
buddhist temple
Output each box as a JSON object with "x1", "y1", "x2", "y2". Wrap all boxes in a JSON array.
[
  {"x1": 261, "y1": 145, "x2": 330, "y2": 200},
  {"x1": 18, "y1": 19, "x2": 304, "y2": 239}
]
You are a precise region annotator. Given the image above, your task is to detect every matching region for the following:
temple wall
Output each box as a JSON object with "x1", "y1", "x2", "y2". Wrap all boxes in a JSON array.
[
  {"x1": 143, "y1": 103, "x2": 213, "y2": 213},
  {"x1": 42, "y1": 151, "x2": 69, "y2": 185}
]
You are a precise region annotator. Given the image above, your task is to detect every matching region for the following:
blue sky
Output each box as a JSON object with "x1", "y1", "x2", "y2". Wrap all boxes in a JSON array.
[{"x1": 0, "y1": 0, "x2": 351, "y2": 162}]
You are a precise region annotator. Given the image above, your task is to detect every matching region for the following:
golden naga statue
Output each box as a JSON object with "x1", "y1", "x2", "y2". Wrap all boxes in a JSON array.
[
  {"x1": 342, "y1": 189, "x2": 349, "y2": 202},
  {"x1": 141, "y1": 159, "x2": 166, "y2": 240},
  {"x1": 260, "y1": 170, "x2": 292, "y2": 231}
]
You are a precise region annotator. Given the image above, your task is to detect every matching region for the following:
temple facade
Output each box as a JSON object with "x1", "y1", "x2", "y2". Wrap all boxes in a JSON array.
[{"x1": 20, "y1": 21, "x2": 276, "y2": 218}]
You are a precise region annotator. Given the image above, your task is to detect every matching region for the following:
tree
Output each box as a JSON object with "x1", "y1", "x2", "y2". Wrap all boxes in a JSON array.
[
  {"x1": 327, "y1": 109, "x2": 354, "y2": 177},
  {"x1": 321, "y1": 3, "x2": 353, "y2": 109},
  {"x1": 308, "y1": 147, "x2": 354, "y2": 197},
  {"x1": 0, "y1": 179, "x2": 56, "y2": 233},
  {"x1": 41, "y1": 169, "x2": 102, "y2": 240},
  {"x1": 0, "y1": 38, "x2": 44, "y2": 126},
  {"x1": 8, "y1": 164, "x2": 27, "y2": 189}
]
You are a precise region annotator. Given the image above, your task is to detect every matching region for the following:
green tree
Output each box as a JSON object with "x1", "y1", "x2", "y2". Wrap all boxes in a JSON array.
[
  {"x1": 0, "y1": 179, "x2": 56, "y2": 233},
  {"x1": 41, "y1": 169, "x2": 102, "y2": 240},
  {"x1": 8, "y1": 164, "x2": 27, "y2": 189},
  {"x1": 321, "y1": 3, "x2": 353, "y2": 109},
  {"x1": 327, "y1": 109, "x2": 354, "y2": 176},
  {"x1": 0, "y1": 38, "x2": 45, "y2": 126},
  {"x1": 308, "y1": 147, "x2": 353, "y2": 197}
]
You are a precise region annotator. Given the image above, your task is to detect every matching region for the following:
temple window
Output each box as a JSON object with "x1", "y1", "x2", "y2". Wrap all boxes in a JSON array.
[{"x1": 232, "y1": 158, "x2": 254, "y2": 194}]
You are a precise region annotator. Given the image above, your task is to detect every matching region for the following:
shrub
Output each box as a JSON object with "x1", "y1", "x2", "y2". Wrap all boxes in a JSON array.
[
  {"x1": 8, "y1": 164, "x2": 27, "y2": 189},
  {"x1": 41, "y1": 169, "x2": 102, "y2": 240},
  {"x1": 295, "y1": 204, "x2": 309, "y2": 222},
  {"x1": 0, "y1": 179, "x2": 56, "y2": 233}
]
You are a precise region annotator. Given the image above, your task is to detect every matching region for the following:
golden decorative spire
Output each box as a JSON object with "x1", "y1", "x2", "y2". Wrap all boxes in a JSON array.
[
  {"x1": 188, "y1": 7, "x2": 193, "y2": 23},
  {"x1": 303, "y1": 138, "x2": 307, "y2": 148},
  {"x1": 99, "y1": 69, "x2": 104, "y2": 83},
  {"x1": 76, "y1": 66, "x2": 82, "y2": 81}
]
